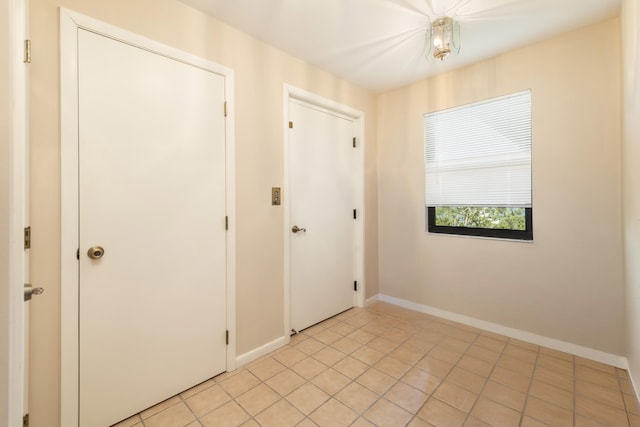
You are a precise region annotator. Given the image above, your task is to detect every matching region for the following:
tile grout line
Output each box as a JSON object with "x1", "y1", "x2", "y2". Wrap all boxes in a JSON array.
[
  {"x1": 366, "y1": 324, "x2": 424, "y2": 424},
  {"x1": 263, "y1": 353, "x2": 328, "y2": 424},
  {"x1": 573, "y1": 354, "x2": 577, "y2": 427},
  {"x1": 517, "y1": 344, "x2": 540, "y2": 427},
  {"x1": 339, "y1": 314, "x2": 405, "y2": 424},
  {"x1": 194, "y1": 376, "x2": 235, "y2": 426},
  {"x1": 351, "y1": 311, "x2": 449, "y2": 425},
  {"x1": 617, "y1": 368, "x2": 633, "y2": 427},
  {"x1": 284, "y1": 338, "x2": 332, "y2": 425},
  {"x1": 179, "y1": 387, "x2": 199, "y2": 426},
  {"x1": 297, "y1": 318, "x2": 365, "y2": 424},
  {"x1": 262, "y1": 314, "x2": 377, "y2": 425},
  {"x1": 399, "y1": 316, "x2": 459, "y2": 426},
  {"x1": 333, "y1": 320, "x2": 411, "y2": 425},
  {"x1": 458, "y1": 332, "x2": 487, "y2": 427},
  {"x1": 217, "y1": 362, "x2": 278, "y2": 426},
  {"x1": 428, "y1": 327, "x2": 501, "y2": 423},
  {"x1": 460, "y1": 332, "x2": 509, "y2": 427},
  {"x1": 572, "y1": 361, "x2": 635, "y2": 423}
]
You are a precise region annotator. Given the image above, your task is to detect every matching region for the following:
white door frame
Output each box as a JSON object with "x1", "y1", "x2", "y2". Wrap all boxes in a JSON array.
[
  {"x1": 60, "y1": 9, "x2": 236, "y2": 426},
  {"x1": 283, "y1": 84, "x2": 365, "y2": 340},
  {"x1": 3, "y1": 0, "x2": 28, "y2": 425}
]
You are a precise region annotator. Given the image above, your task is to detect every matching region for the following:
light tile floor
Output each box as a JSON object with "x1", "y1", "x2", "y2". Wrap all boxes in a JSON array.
[{"x1": 113, "y1": 302, "x2": 640, "y2": 427}]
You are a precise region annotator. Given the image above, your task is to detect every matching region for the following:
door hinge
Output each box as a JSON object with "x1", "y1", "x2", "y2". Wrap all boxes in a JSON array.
[
  {"x1": 224, "y1": 101, "x2": 227, "y2": 117},
  {"x1": 76, "y1": 248, "x2": 79, "y2": 260},
  {"x1": 24, "y1": 40, "x2": 31, "y2": 63},
  {"x1": 354, "y1": 281, "x2": 358, "y2": 292},
  {"x1": 289, "y1": 121, "x2": 293, "y2": 129},
  {"x1": 225, "y1": 330, "x2": 229, "y2": 345},
  {"x1": 225, "y1": 216, "x2": 229, "y2": 230},
  {"x1": 352, "y1": 137, "x2": 356, "y2": 148},
  {"x1": 24, "y1": 226, "x2": 31, "y2": 250},
  {"x1": 23, "y1": 413, "x2": 29, "y2": 427},
  {"x1": 353, "y1": 209, "x2": 357, "y2": 219}
]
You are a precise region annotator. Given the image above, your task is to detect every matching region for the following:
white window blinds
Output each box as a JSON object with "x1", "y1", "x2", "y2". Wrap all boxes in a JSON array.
[{"x1": 424, "y1": 90, "x2": 532, "y2": 208}]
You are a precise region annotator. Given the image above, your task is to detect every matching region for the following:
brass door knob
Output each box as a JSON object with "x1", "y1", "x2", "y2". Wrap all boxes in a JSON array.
[{"x1": 87, "y1": 246, "x2": 105, "y2": 259}]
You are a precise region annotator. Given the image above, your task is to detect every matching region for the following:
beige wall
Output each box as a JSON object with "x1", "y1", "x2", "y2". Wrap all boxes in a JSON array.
[
  {"x1": 622, "y1": 0, "x2": 640, "y2": 392},
  {"x1": 377, "y1": 19, "x2": 625, "y2": 355},
  {"x1": 28, "y1": 0, "x2": 378, "y2": 424}
]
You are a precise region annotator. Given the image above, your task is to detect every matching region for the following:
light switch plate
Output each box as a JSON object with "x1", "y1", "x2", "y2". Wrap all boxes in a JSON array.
[{"x1": 272, "y1": 187, "x2": 281, "y2": 205}]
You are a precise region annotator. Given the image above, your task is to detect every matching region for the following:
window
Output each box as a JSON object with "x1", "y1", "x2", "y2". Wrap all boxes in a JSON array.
[{"x1": 424, "y1": 90, "x2": 533, "y2": 240}]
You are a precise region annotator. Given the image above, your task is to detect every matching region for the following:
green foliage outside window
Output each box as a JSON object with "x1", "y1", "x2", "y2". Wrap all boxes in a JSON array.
[{"x1": 434, "y1": 207, "x2": 526, "y2": 231}]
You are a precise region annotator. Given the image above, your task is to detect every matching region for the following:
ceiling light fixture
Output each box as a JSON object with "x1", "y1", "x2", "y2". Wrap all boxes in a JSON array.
[{"x1": 426, "y1": 17, "x2": 460, "y2": 61}]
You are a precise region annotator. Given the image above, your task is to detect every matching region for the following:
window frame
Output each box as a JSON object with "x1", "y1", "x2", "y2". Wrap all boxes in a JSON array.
[
  {"x1": 426, "y1": 207, "x2": 533, "y2": 240},
  {"x1": 424, "y1": 90, "x2": 533, "y2": 241}
]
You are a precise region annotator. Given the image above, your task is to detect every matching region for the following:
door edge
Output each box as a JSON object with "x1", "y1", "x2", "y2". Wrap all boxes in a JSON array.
[{"x1": 5, "y1": 0, "x2": 28, "y2": 425}]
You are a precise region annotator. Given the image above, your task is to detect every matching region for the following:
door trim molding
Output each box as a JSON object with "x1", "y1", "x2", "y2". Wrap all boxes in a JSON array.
[
  {"x1": 59, "y1": 9, "x2": 236, "y2": 426},
  {"x1": 283, "y1": 84, "x2": 366, "y2": 341}
]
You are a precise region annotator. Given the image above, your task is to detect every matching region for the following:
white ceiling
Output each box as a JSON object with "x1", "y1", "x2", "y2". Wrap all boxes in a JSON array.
[{"x1": 178, "y1": 0, "x2": 620, "y2": 93}]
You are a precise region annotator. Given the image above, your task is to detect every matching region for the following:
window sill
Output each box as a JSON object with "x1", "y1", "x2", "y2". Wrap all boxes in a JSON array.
[{"x1": 425, "y1": 230, "x2": 534, "y2": 243}]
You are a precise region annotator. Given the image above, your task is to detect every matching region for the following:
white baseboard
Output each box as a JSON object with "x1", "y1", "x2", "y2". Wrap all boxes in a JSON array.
[
  {"x1": 630, "y1": 368, "x2": 640, "y2": 401},
  {"x1": 365, "y1": 294, "x2": 379, "y2": 306},
  {"x1": 376, "y1": 294, "x2": 629, "y2": 369},
  {"x1": 235, "y1": 336, "x2": 288, "y2": 367}
]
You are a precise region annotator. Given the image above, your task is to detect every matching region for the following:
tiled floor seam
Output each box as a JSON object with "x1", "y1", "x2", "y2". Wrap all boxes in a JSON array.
[
  {"x1": 363, "y1": 330, "x2": 435, "y2": 427},
  {"x1": 573, "y1": 373, "x2": 633, "y2": 424},
  {"x1": 179, "y1": 393, "x2": 198, "y2": 426},
  {"x1": 368, "y1": 320, "x2": 428, "y2": 422},
  {"x1": 459, "y1": 333, "x2": 500, "y2": 427},
  {"x1": 265, "y1": 322, "x2": 362, "y2": 424},
  {"x1": 518, "y1": 346, "x2": 540, "y2": 427},
  {"x1": 573, "y1": 354, "x2": 577, "y2": 427},
  {"x1": 404, "y1": 337, "x2": 455, "y2": 425},
  {"x1": 620, "y1": 371, "x2": 634, "y2": 427}
]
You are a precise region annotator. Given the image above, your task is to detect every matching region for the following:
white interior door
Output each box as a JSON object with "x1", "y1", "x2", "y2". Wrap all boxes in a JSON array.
[
  {"x1": 77, "y1": 29, "x2": 227, "y2": 427},
  {"x1": 289, "y1": 100, "x2": 356, "y2": 332},
  {"x1": 5, "y1": 0, "x2": 28, "y2": 425}
]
